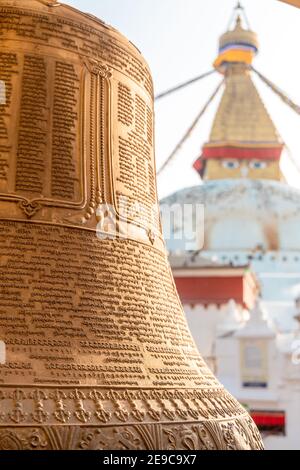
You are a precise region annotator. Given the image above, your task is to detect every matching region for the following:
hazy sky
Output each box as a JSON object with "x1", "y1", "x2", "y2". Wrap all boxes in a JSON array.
[{"x1": 63, "y1": 0, "x2": 300, "y2": 198}]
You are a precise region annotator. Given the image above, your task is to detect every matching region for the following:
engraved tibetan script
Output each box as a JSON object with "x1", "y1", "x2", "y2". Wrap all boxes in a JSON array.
[
  {"x1": 0, "y1": 221, "x2": 207, "y2": 388},
  {"x1": 114, "y1": 80, "x2": 158, "y2": 231},
  {"x1": 0, "y1": 52, "x2": 18, "y2": 191},
  {"x1": 0, "y1": 52, "x2": 83, "y2": 204}
]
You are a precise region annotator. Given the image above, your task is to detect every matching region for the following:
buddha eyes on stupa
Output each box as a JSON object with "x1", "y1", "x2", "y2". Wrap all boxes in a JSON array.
[
  {"x1": 221, "y1": 160, "x2": 268, "y2": 170},
  {"x1": 222, "y1": 160, "x2": 240, "y2": 169},
  {"x1": 250, "y1": 161, "x2": 267, "y2": 170}
]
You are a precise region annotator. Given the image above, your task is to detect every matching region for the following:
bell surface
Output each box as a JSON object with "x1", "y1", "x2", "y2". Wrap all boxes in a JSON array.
[{"x1": 0, "y1": 0, "x2": 263, "y2": 450}]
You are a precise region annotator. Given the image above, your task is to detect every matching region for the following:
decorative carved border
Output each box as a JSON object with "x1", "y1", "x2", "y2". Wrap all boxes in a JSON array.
[
  {"x1": 0, "y1": 385, "x2": 264, "y2": 449},
  {"x1": 0, "y1": 386, "x2": 250, "y2": 426},
  {"x1": 0, "y1": 418, "x2": 263, "y2": 450},
  {"x1": 81, "y1": 59, "x2": 112, "y2": 223}
]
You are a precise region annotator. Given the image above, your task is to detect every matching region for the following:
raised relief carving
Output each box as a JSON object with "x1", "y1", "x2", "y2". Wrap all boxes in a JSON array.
[
  {"x1": 30, "y1": 390, "x2": 49, "y2": 424},
  {"x1": 79, "y1": 58, "x2": 112, "y2": 225},
  {"x1": 0, "y1": 418, "x2": 260, "y2": 450},
  {"x1": 8, "y1": 390, "x2": 27, "y2": 424}
]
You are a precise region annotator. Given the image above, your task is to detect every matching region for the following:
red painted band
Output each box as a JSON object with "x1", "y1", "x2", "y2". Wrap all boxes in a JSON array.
[
  {"x1": 251, "y1": 413, "x2": 285, "y2": 427},
  {"x1": 202, "y1": 146, "x2": 282, "y2": 160}
]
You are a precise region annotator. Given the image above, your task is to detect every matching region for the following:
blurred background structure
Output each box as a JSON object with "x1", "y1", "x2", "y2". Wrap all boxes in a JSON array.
[{"x1": 160, "y1": 3, "x2": 300, "y2": 450}]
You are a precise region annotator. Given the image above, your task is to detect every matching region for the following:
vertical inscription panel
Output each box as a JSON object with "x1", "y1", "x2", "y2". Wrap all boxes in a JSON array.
[
  {"x1": 111, "y1": 72, "x2": 159, "y2": 235},
  {"x1": 0, "y1": 52, "x2": 19, "y2": 193},
  {"x1": 51, "y1": 61, "x2": 82, "y2": 202},
  {"x1": 0, "y1": 48, "x2": 85, "y2": 205},
  {"x1": 16, "y1": 54, "x2": 48, "y2": 195}
]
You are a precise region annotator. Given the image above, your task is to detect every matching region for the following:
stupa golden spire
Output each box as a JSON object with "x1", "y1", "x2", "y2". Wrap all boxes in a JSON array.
[{"x1": 194, "y1": 14, "x2": 284, "y2": 181}]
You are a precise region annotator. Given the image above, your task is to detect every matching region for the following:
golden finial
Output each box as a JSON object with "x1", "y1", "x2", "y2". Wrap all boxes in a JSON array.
[{"x1": 213, "y1": 5, "x2": 258, "y2": 71}]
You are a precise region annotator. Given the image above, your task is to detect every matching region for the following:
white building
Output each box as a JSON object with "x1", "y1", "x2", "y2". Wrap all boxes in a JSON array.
[{"x1": 160, "y1": 13, "x2": 300, "y2": 449}]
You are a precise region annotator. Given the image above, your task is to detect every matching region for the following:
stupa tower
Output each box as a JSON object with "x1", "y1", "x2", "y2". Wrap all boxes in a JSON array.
[
  {"x1": 160, "y1": 2, "x2": 300, "y2": 450},
  {"x1": 194, "y1": 15, "x2": 284, "y2": 181}
]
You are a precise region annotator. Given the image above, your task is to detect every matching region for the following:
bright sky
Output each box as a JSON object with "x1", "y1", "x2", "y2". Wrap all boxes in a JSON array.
[{"x1": 63, "y1": 0, "x2": 300, "y2": 198}]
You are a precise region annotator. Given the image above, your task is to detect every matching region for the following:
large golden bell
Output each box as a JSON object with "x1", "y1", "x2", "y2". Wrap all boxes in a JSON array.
[{"x1": 0, "y1": 0, "x2": 263, "y2": 450}]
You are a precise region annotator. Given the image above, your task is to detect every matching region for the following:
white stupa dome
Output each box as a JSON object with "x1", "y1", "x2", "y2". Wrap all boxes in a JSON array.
[{"x1": 161, "y1": 179, "x2": 300, "y2": 253}]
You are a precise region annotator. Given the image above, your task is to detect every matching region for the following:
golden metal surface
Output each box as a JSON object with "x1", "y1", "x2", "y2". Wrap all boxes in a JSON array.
[
  {"x1": 0, "y1": 0, "x2": 263, "y2": 450},
  {"x1": 279, "y1": 0, "x2": 300, "y2": 7},
  {"x1": 209, "y1": 68, "x2": 280, "y2": 145}
]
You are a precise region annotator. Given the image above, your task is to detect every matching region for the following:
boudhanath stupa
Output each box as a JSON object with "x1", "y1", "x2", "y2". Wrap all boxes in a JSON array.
[{"x1": 160, "y1": 6, "x2": 300, "y2": 450}]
